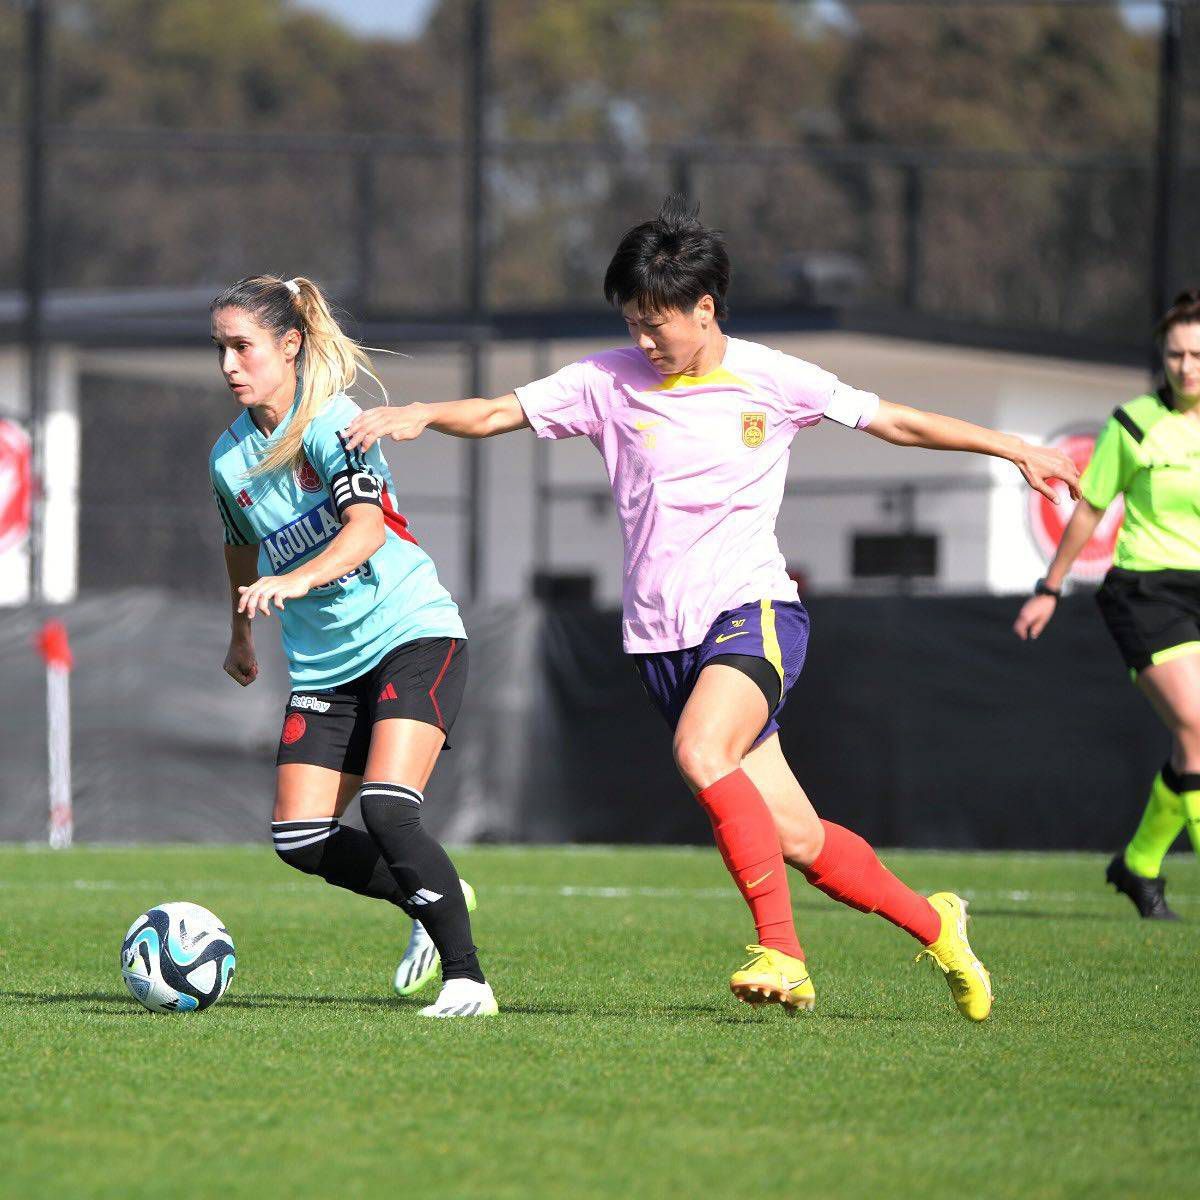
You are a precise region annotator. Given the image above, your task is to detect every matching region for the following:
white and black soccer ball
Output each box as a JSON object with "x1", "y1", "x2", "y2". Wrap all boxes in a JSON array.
[{"x1": 120, "y1": 902, "x2": 236, "y2": 1013}]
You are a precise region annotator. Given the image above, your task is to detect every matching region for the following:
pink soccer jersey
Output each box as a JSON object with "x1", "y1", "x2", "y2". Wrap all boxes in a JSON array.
[{"x1": 515, "y1": 336, "x2": 879, "y2": 653}]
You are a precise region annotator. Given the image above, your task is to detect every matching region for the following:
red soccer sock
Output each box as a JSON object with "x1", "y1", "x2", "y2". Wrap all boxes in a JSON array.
[
  {"x1": 696, "y1": 769, "x2": 804, "y2": 959},
  {"x1": 802, "y1": 820, "x2": 940, "y2": 946}
]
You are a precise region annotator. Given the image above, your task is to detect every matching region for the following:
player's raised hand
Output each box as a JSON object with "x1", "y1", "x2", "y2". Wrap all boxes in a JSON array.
[
  {"x1": 1013, "y1": 443, "x2": 1082, "y2": 503},
  {"x1": 223, "y1": 638, "x2": 259, "y2": 686},
  {"x1": 344, "y1": 403, "x2": 430, "y2": 452},
  {"x1": 237, "y1": 573, "x2": 312, "y2": 619},
  {"x1": 1013, "y1": 593, "x2": 1058, "y2": 641}
]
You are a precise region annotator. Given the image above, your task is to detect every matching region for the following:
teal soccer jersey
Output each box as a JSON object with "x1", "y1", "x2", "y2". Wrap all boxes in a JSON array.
[{"x1": 209, "y1": 393, "x2": 465, "y2": 689}]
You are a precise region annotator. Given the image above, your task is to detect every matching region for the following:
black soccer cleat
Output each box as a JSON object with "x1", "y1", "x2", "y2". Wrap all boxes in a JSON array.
[{"x1": 1105, "y1": 854, "x2": 1180, "y2": 920}]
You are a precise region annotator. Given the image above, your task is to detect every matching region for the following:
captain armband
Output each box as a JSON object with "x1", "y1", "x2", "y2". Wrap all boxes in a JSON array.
[
  {"x1": 329, "y1": 468, "x2": 383, "y2": 518},
  {"x1": 824, "y1": 384, "x2": 880, "y2": 430}
]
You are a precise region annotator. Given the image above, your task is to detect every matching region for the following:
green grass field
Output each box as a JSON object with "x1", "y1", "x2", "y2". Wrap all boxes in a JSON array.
[{"x1": 2, "y1": 845, "x2": 1197, "y2": 1199}]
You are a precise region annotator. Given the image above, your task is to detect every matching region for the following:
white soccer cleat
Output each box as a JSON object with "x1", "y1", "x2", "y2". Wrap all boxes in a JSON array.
[
  {"x1": 394, "y1": 920, "x2": 439, "y2": 996},
  {"x1": 393, "y1": 878, "x2": 477, "y2": 996},
  {"x1": 418, "y1": 978, "x2": 498, "y2": 1018}
]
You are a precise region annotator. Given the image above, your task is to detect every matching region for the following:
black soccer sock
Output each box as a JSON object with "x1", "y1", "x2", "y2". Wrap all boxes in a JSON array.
[
  {"x1": 357, "y1": 782, "x2": 484, "y2": 984},
  {"x1": 271, "y1": 818, "x2": 407, "y2": 908}
]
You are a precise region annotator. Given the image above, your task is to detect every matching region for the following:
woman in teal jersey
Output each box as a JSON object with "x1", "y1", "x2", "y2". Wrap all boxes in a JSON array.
[
  {"x1": 208, "y1": 275, "x2": 496, "y2": 1015},
  {"x1": 1016, "y1": 290, "x2": 1200, "y2": 919}
]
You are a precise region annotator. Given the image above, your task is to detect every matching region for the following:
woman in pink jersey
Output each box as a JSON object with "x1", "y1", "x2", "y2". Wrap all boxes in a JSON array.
[{"x1": 346, "y1": 197, "x2": 1079, "y2": 1022}]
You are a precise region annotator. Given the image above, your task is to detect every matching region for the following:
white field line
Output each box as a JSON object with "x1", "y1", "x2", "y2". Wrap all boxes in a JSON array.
[
  {"x1": 0, "y1": 879, "x2": 1194, "y2": 904},
  {"x1": 5, "y1": 843, "x2": 1153, "y2": 865}
]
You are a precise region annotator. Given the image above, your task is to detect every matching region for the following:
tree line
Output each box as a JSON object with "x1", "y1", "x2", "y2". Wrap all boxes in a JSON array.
[{"x1": 0, "y1": 0, "x2": 1193, "y2": 340}]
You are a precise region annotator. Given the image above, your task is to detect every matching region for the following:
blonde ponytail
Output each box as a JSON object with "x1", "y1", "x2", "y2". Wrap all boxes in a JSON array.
[{"x1": 209, "y1": 274, "x2": 388, "y2": 479}]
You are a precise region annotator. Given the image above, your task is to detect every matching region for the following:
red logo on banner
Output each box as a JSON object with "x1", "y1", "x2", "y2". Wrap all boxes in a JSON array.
[
  {"x1": 1027, "y1": 425, "x2": 1123, "y2": 581},
  {"x1": 294, "y1": 455, "x2": 322, "y2": 493},
  {"x1": 281, "y1": 713, "x2": 307, "y2": 745},
  {"x1": 0, "y1": 419, "x2": 32, "y2": 556}
]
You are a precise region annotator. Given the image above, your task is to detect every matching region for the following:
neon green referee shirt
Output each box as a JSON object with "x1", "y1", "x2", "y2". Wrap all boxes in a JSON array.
[{"x1": 1080, "y1": 389, "x2": 1200, "y2": 572}]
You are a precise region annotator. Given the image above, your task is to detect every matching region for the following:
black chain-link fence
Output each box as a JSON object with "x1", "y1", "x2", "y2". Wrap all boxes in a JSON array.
[{"x1": 1, "y1": 0, "x2": 1196, "y2": 347}]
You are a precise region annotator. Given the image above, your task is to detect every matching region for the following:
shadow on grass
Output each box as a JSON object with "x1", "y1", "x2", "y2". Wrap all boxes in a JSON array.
[
  {"x1": 3, "y1": 990, "x2": 134, "y2": 1005},
  {"x1": 1, "y1": 989, "x2": 403, "y2": 1014},
  {"x1": 2, "y1": 989, "x2": 607, "y2": 1018},
  {"x1": 1, "y1": 989, "x2": 855, "y2": 1023},
  {"x1": 816, "y1": 1009, "x2": 932, "y2": 1023},
  {"x1": 499, "y1": 1000, "x2": 741, "y2": 1019},
  {"x1": 973, "y1": 906, "x2": 1124, "y2": 923}
]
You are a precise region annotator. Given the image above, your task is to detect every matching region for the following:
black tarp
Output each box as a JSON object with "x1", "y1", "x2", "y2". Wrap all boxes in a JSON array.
[{"x1": 0, "y1": 590, "x2": 1169, "y2": 849}]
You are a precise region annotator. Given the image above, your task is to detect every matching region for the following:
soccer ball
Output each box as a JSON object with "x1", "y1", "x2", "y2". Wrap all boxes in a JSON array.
[{"x1": 120, "y1": 902, "x2": 236, "y2": 1013}]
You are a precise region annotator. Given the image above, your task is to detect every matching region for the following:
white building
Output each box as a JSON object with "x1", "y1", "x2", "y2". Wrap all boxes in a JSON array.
[{"x1": 0, "y1": 330, "x2": 1151, "y2": 605}]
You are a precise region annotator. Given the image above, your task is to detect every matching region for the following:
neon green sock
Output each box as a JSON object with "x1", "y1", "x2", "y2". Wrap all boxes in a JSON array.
[
  {"x1": 1124, "y1": 768, "x2": 1186, "y2": 879},
  {"x1": 1184, "y1": 789, "x2": 1200, "y2": 859}
]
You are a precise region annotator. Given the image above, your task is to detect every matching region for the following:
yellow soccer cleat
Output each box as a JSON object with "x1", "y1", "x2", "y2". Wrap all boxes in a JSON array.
[
  {"x1": 730, "y1": 944, "x2": 816, "y2": 1013},
  {"x1": 916, "y1": 892, "x2": 992, "y2": 1022}
]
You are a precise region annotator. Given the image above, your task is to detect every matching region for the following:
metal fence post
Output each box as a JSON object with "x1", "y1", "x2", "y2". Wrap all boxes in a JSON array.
[
  {"x1": 531, "y1": 339, "x2": 550, "y2": 582},
  {"x1": 671, "y1": 151, "x2": 694, "y2": 205},
  {"x1": 23, "y1": 0, "x2": 49, "y2": 606},
  {"x1": 353, "y1": 147, "x2": 375, "y2": 310},
  {"x1": 902, "y1": 161, "x2": 925, "y2": 312},
  {"x1": 464, "y1": 0, "x2": 490, "y2": 603},
  {"x1": 1150, "y1": 0, "x2": 1183, "y2": 330}
]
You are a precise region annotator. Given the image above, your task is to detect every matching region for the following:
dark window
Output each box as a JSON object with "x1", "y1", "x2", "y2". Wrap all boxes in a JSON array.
[{"x1": 852, "y1": 533, "x2": 939, "y2": 579}]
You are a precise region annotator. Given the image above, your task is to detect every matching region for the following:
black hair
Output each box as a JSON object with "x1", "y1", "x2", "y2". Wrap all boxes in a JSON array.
[
  {"x1": 603, "y1": 194, "x2": 731, "y2": 321},
  {"x1": 1156, "y1": 288, "x2": 1200, "y2": 343}
]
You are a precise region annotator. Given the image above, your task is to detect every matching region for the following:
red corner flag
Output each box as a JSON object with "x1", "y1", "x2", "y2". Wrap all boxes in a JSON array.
[{"x1": 36, "y1": 619, "x2": 73, "y2": 671}]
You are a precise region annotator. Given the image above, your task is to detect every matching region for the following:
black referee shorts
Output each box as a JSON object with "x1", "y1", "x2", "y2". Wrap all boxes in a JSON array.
[
  {"x1": 276, "y1": 637, "x2": 468, "y2": 775},
  {"x1": 1095, "y1": 567, "x2": 1200, "y2": 674}
]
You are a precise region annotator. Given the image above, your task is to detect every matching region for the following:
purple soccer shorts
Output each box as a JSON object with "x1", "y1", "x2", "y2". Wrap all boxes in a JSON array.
[{"x1": 633, "y1": 598, "x2": 810, "y2": 747}]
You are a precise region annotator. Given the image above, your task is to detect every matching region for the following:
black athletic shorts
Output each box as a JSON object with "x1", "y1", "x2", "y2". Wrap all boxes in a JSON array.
[
  {"x1": 276, "y1": 637, "x2": 468, "y2": 774},
  {"x1": 1095, "y1": 567, "x2": 1200, "y2": 674}
]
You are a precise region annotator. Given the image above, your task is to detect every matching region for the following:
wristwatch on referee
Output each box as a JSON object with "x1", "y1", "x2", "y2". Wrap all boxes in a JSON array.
[{"x1": 1034, "y1": 578, "x2": 1062, "y2": 599}]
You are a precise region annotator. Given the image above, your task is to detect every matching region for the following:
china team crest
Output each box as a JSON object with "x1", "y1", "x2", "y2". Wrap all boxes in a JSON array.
[
  {"x1": 294, "y1": 454, "x2": 322, "y2": 493},
  {"x1": 741, "y1": 412, "x2": 766, "y2": 449}
]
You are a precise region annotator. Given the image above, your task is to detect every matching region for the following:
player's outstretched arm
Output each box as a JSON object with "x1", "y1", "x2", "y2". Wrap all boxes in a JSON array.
[
  {"x1": 865, "y1": 399, "x2": 1081, "y2": 504},
  {"x1": 223, "y1": 543, "x2": 260, "y2": 686},
  {"x1": 237, "y1": 505, "x2": 386, "y2": 619},
  {"x1": 1013, "y1": 499, "x2": 1106, "y2": 640},
  {"x1": 344, "y1": 393, "x2": 530, "y2": 452}
]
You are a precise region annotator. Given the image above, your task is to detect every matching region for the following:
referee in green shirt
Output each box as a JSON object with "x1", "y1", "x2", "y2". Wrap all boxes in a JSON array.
[{"x1": 1015, "y1": 290, "x2": 1200, "y2": 919}]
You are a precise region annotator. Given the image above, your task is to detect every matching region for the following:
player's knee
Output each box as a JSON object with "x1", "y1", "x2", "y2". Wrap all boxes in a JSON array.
[
  {"x1": 357, "y1": 781, "x2": 423, "y2": 839},
  {"x1": 1174, "y1": 721, "x2": 1200, "y2": 767},
  {"x1": 271, "y1": 818, "x2": 337, "y2": 875},
  {"x1": 673, "y1": 735, "x2": 739, "y2": 793},
  {"x1": 778, "y1": 817, "x2": 824, "y2": 868}
]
